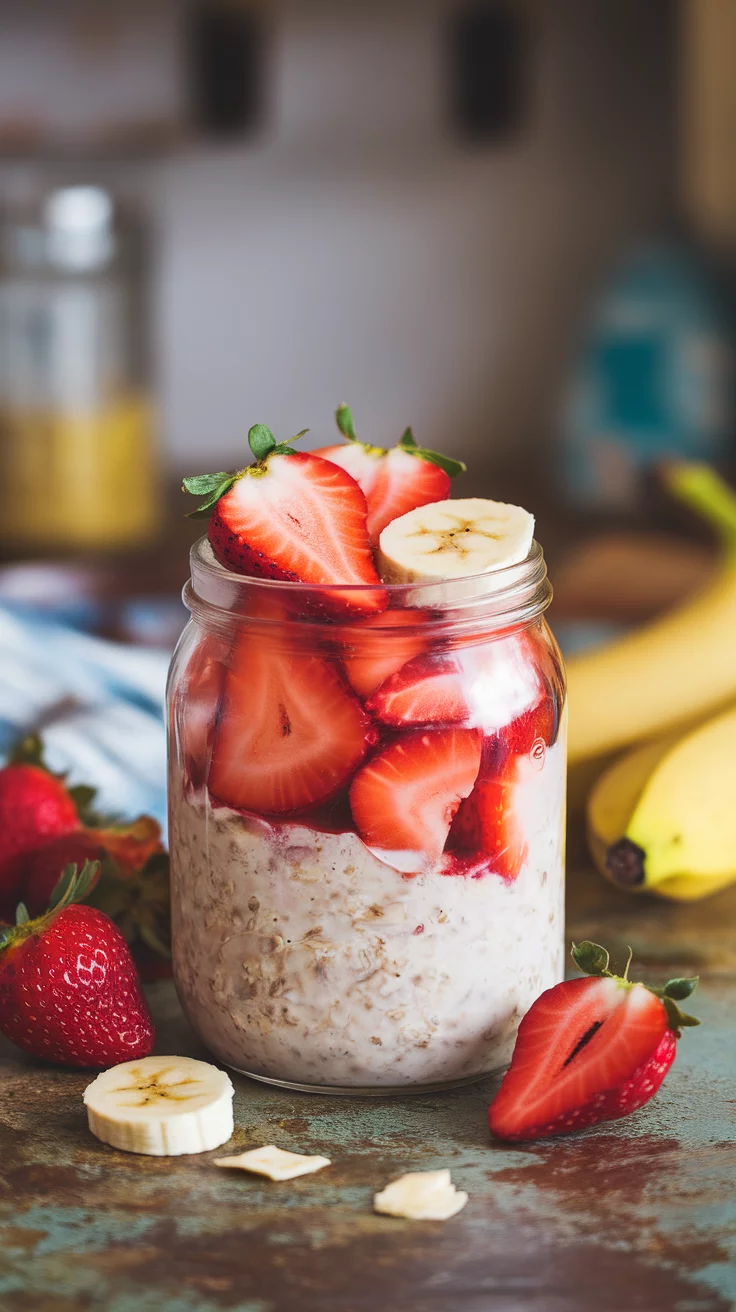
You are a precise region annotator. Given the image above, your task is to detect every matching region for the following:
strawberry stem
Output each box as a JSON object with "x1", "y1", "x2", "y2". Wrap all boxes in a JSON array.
[
  {"x1": 397, "y1": 427, "x2": 466, "y2": 478},
  {"x1": 336, "y1": 403, "x2": 359, "y2": 443},
  {"x1": 183, "y1": 423, "x2": 309, "y2": 516},
  {"x1": 571, "y1": 940, "x2": 700, "y2": 1038},
  {"x1": 248, "y1": 423, "x2": 277, "y2": 461},
  {"x1": 48, "y1": 860, "x2": 101, "y2": 913}
]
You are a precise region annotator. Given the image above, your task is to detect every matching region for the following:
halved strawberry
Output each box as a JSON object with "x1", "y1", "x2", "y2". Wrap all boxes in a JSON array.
[
  {"x1": 171, "y1": 632, "x2": 230, "y2": 790},
  {"x1": 312, "y1": 405, "x2": 465, "y2": 545},
  {"x1": 489, "y1": 941, "x2": 699, "y2": 1142},
  {"x1": 341, "y1": 608, "x2": 430, "y2": 699},
  {"x1": 366, "y1": 634, "x2": 550, "y2": 734},
  {"x1": 500, "y1": 691, "x2": 558, "y2": 758},
  {"x1": 183, "y1": 424, "x2": 386, "y2": 618},
  {"x1": 349, "y1": 726, "x2": 482, "y2": 869},
  {"x1": 448, "y1": 743, "x2": 527, "y2": 880},
  {"x1": 209, "y1": 626, "x2": 376, "y2": 816},
  {"x1": 501, "y1": 627, "x2": 564, "y2": 755},
  {"x1": 366, "y1": 652, "x2": 468, "y2": 726}
]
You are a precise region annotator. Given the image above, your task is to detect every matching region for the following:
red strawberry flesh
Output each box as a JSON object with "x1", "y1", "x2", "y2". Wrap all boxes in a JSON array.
[
  {"x1": 311, "y1": 442, "x2": 383, "y2": 507},
  {"x1": 366, "y1": 446, "x2": 451, "y2": 544},
  {"x1": 349, "y1": 726, "x2": 482, "y2": 870},
  {"x1": 209, "y1": 451, "x2": 386, "y2": 616},
  {"x1": 314, "y1": 444, "x2": 451, "y2": 546},
  {"x1": 449, "y1": 754, "x2": 528, "y2": 881},
  {"x1": 342, "y1": 609, "x2": 430, "y2": 699},
  {"x1": 366, "y1": 652, "x2": 468, "y2": 727},
  {"x1": 209, "y1": 628, "x2": 376, "y2": 815},
  {"x1": 489, "y1": 976, "x2": 670, "y2": 1142}
]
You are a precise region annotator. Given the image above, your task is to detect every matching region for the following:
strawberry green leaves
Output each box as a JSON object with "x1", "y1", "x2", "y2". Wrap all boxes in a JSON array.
[
  {"x1": 654, "y1": 976, "x2": 700, "y2": 1036},
  {"x1": 0, "y1": 861, "x2": 101, "y2": 952},
  {"x1": 183, "y1": 472, "x2": 239, "y2": 519},
  {"x1": 183, "y1": 423, "x2": 310, "y2": 517},
  {"x1": 334, "y1": 404, "x2": 465, "y2": 478},
  {"x1": 247, "y1": 423, "x2": 309, "y2": 462},
  {"x1": 398, "y1": 427, "x2": 466, "y2": 479},
  {"x1": 336, "y1": 403, "x2": 359, "y2": 443},
  {"x1": 48, "y1": 860, "x2": 101, "y2": 913},
  {"x1": 571, "y1": 940, "x2": 613, "y2": 977},
  {"x1": 571, "y1": 940, "x2": 700, "y2": 1038}
]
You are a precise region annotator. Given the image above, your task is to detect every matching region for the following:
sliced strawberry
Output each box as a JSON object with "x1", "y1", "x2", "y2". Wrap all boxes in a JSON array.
[
  {"x1": 184, "y1": 425, "x2": 386, "y2": 618},
  {"x1": 366, "y1": 653, "x2": 468, "y2": 726},
  {"x1": 449, "y1": 744, "x2": 527, "y2": 880},
  {"x1": 367, "y1": 633, "x2": 551, "y2": 734},
  {"x1": 489, "y1": 941, "x2": 699, "y2": 1142},
  {"x1": 349, "y1": 726, "x2": 482, "y2": 869},
  {"x1": 172, "y1": 632, "x2": 229, "y2": 790},
  {"x1": 209, "y1": 627, "x2": 376, "y2": 816},
  {"x1": 310, "y1": 441, "x2": 383, "y2": 505},
  {"x1": 502, "y1": 627, "x2": 564, "y2": 754},
  {"x1": 312, "y1": 405, "x2": 465, "y2": 545},
  {"x1": 500, "y1": 688, "x2": 558, "y2": 758},
  {"x1": 366, "y1": 447, "x2": 453, "y2": 545},
  {"x1": 341, "y1": 608, "x2": 430, "y2": 699}
]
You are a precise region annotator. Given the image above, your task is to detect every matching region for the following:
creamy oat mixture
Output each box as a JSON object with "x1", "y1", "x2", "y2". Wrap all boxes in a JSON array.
[{"x1": 170, "y1": 737, "x2": 566, "y2": 1090}]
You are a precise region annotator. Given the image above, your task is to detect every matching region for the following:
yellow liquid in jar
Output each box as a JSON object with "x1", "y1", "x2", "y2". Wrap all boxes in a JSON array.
[{"x1": 0, "y1": 392, "x2": 158, "y2": 550}]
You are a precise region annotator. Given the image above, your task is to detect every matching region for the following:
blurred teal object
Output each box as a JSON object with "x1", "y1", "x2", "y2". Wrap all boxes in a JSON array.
[{"x1": 563, "y1": 242, "x2": 735, "y2": 509}]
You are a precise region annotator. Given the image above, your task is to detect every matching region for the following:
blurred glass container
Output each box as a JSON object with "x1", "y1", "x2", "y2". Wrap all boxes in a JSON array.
[{"x1": 0, "y1": 183, "x2": 157, "y2": 551}]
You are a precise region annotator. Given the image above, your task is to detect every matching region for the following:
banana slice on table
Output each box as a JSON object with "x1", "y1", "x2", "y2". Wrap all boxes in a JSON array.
[
  {"x1": 84, "y1": 1055, "x2": 234, "y2": 1156},
  {"x1": 374, "y1": 1169, "x2": 468, "y2": 1220},
  {"x1": 378, "y1": 498, "x2": 535, "y2": 592}
]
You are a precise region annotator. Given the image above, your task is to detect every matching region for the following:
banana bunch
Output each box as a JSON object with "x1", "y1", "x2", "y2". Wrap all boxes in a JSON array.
[
  {"x1": 568, "y1": 464, "x2": 736, "y2": 763},
  {"x1": 588, "y1": 704, "x2": 736, "y2": 900},
  {"x1": 577, "y1": 464, "x2": 736, "y2": 902},
  {"x1": 577, "y1": 464, "x2": 736, "y2": 901}
]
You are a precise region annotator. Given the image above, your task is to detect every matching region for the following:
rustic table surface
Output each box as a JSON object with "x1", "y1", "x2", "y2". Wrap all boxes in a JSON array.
[{"x1": 1, "y1": 856, "x2": 734, "y2": 1312}]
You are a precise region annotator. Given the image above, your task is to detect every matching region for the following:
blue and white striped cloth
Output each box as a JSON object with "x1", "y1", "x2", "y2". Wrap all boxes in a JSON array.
[{"x1": 0, "y1": 606, "x2": 171, "y2": 831}]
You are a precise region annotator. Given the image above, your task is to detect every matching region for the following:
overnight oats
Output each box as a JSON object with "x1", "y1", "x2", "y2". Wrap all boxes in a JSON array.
[{"x1": 168, "y1": 413, "x2": 566, "y2": 1092}]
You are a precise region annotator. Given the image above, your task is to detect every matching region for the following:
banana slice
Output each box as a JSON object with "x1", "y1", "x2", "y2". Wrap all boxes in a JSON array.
[
  {"x1": 215, "y1": 1145, "x2": 331, "y2": 1180},
  {"x1": 374, "y1": 1169, "x2": 468, "y2": 1220},
  {"x1": 378, "y1": 497, "x2": 535, "y2": 591},
  {"x1": 83, "y1": 1055, "x2": 234, "y2": 1157}
]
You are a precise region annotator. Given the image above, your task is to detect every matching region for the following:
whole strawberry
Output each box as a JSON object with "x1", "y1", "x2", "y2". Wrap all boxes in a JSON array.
[
  {"x1": 489, "y1": 941, "x2": 699, "y2": 1142},
  {"x1": 19, "y1": 832, "x2": 106, "y2": 919},
  {"x1": 17, "y1": 816, "x2": 163, "y2": 921},
  {"x1": 0, "y1": 763, "x2": 80, "y2": 919},
  {"x1": 0, "y1": 863, "x2": 155, "y2": 1068}
]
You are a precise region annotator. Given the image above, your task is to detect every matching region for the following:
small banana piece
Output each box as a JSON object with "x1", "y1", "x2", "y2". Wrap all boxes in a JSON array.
[
  {"x1": 84, "y1": 1055, "x2": 234, "y2": 1156},
  {"x1": 377, "y1": 497, "x2": 535, "y2": 588},
  {"x1": 589, "y1": 703, "x2": 736, "y2": 900},
  {"x1": 374, "y1": 1169, "x2": 468, "y2": 1220},
  {"x1": 568, "y1": 464, "x2": 736, "y2": 763},
  {"x1": 215, "y1": 1145, "x2": 331, "y2": 1180}
]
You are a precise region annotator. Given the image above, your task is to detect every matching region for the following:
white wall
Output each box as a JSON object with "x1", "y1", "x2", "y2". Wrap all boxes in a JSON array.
[{"x1": 2, "y1": 0, "x2": 677, "y2": 474}]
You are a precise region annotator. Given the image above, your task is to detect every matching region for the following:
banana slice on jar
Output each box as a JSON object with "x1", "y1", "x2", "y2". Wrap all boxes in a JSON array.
[
  {"x1": 84, "y1": 1055, "x2": 234, "y2": 1156},
  {"x1": 378, "y1": 497, "x2": 535, "y2": 588}
]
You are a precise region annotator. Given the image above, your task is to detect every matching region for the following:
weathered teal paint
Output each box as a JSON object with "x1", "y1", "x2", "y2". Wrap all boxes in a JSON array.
[{"x1": 1, "y1": 967, "x2": 734, "y2": 1310}]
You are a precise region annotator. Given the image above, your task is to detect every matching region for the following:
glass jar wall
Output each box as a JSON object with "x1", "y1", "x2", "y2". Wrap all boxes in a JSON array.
[{"x1": 167, "y1": 538, "x2": 566, "y2": 1094}]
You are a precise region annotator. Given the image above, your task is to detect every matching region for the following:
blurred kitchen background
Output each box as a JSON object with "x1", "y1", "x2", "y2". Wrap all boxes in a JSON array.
[{"x1": 0, "y1": 0, "x2": 734, "y2": 646}]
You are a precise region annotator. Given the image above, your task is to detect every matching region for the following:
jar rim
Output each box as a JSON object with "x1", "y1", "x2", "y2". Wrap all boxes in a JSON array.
[{"x1": 185, "y1": 536, "x2": 552, "y2": 636}]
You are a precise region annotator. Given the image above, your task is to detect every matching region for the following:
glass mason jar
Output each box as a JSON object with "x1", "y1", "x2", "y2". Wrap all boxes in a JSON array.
[
  {"x1": 168, "y1": 537, "x2": 567, "y2": 1094},
  {"x1": 0, "y1": 181, "x2": 157, "y2": 552}
]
